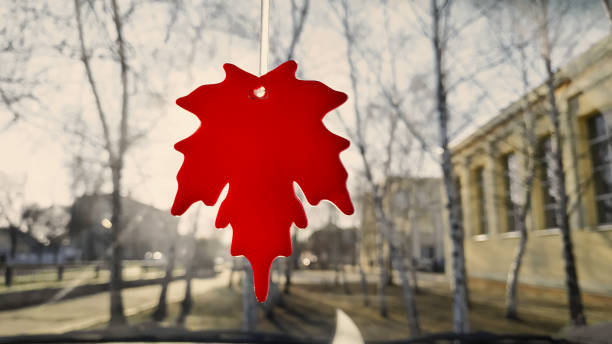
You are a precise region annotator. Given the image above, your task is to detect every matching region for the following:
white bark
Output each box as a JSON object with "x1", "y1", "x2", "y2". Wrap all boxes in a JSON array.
[
  {"x1": 262, "y1": 266, "x2": 282, "y2": 319},
  {"x1": 373, "y1": 194, "x2": 420, "y2": 335},
  {"x1": 375, "y1": 225, "x2": 388, "y2": 317},
  {"x1": 504, "y1": 110, "x2": 534, "y2": 319},
  {"x1": 505, "y1": 219, "x2": 527, "y2": 319},
  {"x1": 334, "y1": 0, "x2": 420, "y2": 334},
  {"x1": 431, "y1": 0, "x2": 470, "y2": 333},
  {"x1": 178, "y1": 216, "x2": 198, "y2": 325},
  {"x1": 242, "y1": 260, "x2": 258, "y2": 331},
  {"x1": 283, "y1": 231, "x2": 297, "y2": 294},
  {"x1": 356, "y1": 225, "x2": 370, "y2": 306},
  {"x1": 537, "y1": 1, "x2": 586, "y2": 326},
  {"x1": 74, "y1": 0, "x2": 130, "y2": 326},
  {"x1": 503, "y1": 25, "x2": 537, "y2": 319},
  {"x1": 153, "y1": 233, "x2": 176, "y2": 321}
]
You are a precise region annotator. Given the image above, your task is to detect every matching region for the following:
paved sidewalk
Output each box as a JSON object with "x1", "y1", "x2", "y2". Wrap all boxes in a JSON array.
[
  {"x1": 560, "y1": 322, "x2": 612, "y2": 344},
  {"x1": 0, "y1": 272, "x2": 228, "y2": 336}
]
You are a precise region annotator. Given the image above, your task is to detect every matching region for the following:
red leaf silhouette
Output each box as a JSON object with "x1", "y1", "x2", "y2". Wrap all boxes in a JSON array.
[{"x1": 171, "y1": 61, "x2": 354, "y2": 301}]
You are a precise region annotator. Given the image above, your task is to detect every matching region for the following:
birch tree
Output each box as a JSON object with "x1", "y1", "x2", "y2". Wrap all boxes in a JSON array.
[
  {"x1": 503, "y1": 116, "x2": 537, "y2": 320},
  {"x1": 355, "y1": 202, "x2": 370, "y2": 306},
  {"x1": 177, "y1": 205, "x2": 201, "y2": 326},
  {"x1": 500, "y1": 57, "x2": 538, "y2": 321},
  {"x1": 535, "y1": 0, "x2": 586, "y2": 326},
  {"x1": 73, "y1": 0, "x2": 135, "y2": 325},
  {"x1": 242, "y1": 261, "x2": 258, "y2": 331},
  {"x1": 486, "y1": 0, "x2": 605, "y2": 324},
  {"x1": 482, "y1": 1, "x2": 541, "y2": 319},
  {"x1": 152, "y1": 230, "x2": 178, "y2": 321},
  {"x1": 72, "y1": 0, "x2": 210, "y2": 325},
  {"x1": 333, "y1": 0, "x2": 420, "y2": 335},
  {"x1": 430, "y1": 0, "x2": 470, "y2": 333},
  {"x1": 375, "y1": 2, "x2": 438, "y2": 297}
]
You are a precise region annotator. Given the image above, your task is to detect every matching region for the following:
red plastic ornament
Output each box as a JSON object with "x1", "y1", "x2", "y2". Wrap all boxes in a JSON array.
[{"x1": 171, "y1": 61, "x2": 354, "y2": 301}]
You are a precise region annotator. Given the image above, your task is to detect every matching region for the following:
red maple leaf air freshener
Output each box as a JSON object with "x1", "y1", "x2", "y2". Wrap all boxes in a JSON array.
[{"x1": 171, "y1": 61, "x2": 354, "y2": 301}]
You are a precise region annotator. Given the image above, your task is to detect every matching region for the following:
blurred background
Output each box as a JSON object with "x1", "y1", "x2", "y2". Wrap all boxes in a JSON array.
[{"x1": 1, "y1": 0, "x2": 611, "y2": 343}]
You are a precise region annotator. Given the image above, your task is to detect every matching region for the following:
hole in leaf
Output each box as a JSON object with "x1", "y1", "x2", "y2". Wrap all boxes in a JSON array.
[{"x1": 253, "y1": 86, "x2": 266, "y2": 98}]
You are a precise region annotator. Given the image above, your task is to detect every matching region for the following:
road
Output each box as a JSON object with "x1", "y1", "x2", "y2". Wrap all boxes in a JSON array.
[{"x1": 0, "y1": 271, "x2": 228, "y2": 336}]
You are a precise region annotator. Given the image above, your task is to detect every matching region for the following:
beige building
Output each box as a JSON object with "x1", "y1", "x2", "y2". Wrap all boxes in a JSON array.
[
  {"x1": 361, "y1": 177, "x2": 445, "y2": 272},
  {"x1": 448, "y1": 35, "x2": 612, "y2": 294}
]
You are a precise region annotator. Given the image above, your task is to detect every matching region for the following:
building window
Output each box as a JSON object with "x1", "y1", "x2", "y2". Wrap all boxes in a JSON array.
[
  {"x1": 587, "y1": 113, "x2": 612, "y2": 225},
  {"x1": 474, "y1": 167, "x2": 488, "y2": 235},
  {"x1": 502, "y1": 153, "x2": 520, "y2": 232},
  {"x1": 537, "y1": 136, "x2": 559, "y2": 229}
]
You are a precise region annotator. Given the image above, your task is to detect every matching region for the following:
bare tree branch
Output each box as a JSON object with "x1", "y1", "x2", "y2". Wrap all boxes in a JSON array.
[{"x1": 74, "y1": 0, "x2": 115, "y2": 161}]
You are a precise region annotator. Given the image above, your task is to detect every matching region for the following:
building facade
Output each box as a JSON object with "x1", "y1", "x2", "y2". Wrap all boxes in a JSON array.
[
  {"x1": 448, "y1": 35, "x2": 612, "y2": 294},
  {"x1": 361, "y1": 177, "x2": 445, "y2": 272},
  {"x1": 303, "y1": 223, "x2": 357, "y2": 269}
]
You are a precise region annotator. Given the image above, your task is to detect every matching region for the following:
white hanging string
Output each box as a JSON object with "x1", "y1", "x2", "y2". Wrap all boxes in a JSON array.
[
  {"x1": 259, "y1": 0, "x2": 270, "y2": 76},
  {"x1": 253, "y1": 0, "x2": 270, "y2": 98}
]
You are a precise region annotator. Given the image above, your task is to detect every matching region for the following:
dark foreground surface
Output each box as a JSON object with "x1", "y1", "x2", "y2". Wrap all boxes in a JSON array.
[{"x1": 0, "y1": 328, "x2": 569, "y2": 344}]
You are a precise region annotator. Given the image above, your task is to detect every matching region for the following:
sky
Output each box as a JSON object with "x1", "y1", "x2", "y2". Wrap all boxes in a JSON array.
[{"x1": 1, "y1": 0, "x2": 610, "y2": 238}]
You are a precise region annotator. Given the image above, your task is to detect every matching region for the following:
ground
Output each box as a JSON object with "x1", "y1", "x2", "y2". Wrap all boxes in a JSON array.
[
  {"x1": 0, "y1": 262, "x2": 182, "y2": 293},
  {"x1": 0, "y1": 271, "x2": 226, "y2": 336},
  {"x1": 1, "y1": 269, "x2": 611, "y2": 341},
  {"x1": 92, "y1": 269, "x2": 612, "y2": 341}
]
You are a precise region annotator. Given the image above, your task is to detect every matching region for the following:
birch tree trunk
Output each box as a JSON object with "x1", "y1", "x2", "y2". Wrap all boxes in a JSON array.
[
  {"x1": 334, "y1": 232, "x2": 341, "y2": 287},
  {"x1": 504, "y1": 36, "x2": 536, "y2": 319},
  {"x1": 410, "y1": 228, "x2": 420, "y2": 293},
  {"x1": 177, "y1": 206, "x2": 200, "y2": 326},
  {"x1": 373, "y1": 195, "x2": 420, "y2": 335},
  {"x1": 108, "y1": 164, "x2": 126, "y2": 326},
  {"x1": 283, "y1": 231, "x2": 297, "y2": 294},
  {"x1": 390, "y1": 244, "x2": 420, "y2": 335},
  {"x1": 74, "y1": 0, "x2": 131, "y2": 326},
  {"x1": 505, "y1": 128, "x2": 534, "y2": 319},
  {"x1": 356, "y1": 226, "x2": 370, "y2": 306},
  {"x1": 505, "y1": 216, "x2": 528, "y2": 319},
  {"x1": 410, "y1": 256, "x2": 419, "y2": 294},
  {"x1": 335, "y1": 0, "x2": 419, "y2": 331},
  {"x1": 262, "y1": 270, "x2": 282, "y2": 319},
  {"x1": 538, "y1": 1, "x2": 586, "y2": 325},
  {"x1": 431, "y1": 0, "x2": 470, "y2": 333},
  {"x1": 242, "y1": 260, "x2": 258, "y2": 331},
  {"x1": 153, "y1": 235, "x2": 177, "y2": 321},
  {"x1": 544, "y1": 61, "x2": 586, "y2": 327},
  {"x1": 177, "y1": 256, "x2": 194, "y2": 326},
  {"x1": 109, "y1": 0, "x2": 130, "y2": 322},
  {"x1": 376, "y1": 226, "x2": 388, "y2": 317},
  {"x1": 228, "y1": 258, "x2": 236, "y2": 288}
]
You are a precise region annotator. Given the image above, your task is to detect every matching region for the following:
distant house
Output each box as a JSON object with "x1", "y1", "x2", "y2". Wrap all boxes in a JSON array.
[
  {"x1": 303, "y1": 223, "x2": 357, "y2": 269},
  {"x1": 1, "y1": 205, "x2": 77, "y2": 264},
  {"x1": 361, "y1": 177, "x2": 446, "y2": 272},
  {"x1": 0, "y1": 227, "x2": 45, "y2": 263},
  {"x1": 68, "y1": 194, "x2": 179, "y2": 261}
]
